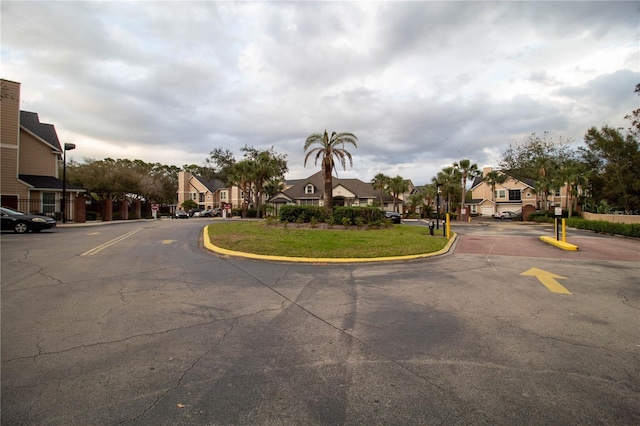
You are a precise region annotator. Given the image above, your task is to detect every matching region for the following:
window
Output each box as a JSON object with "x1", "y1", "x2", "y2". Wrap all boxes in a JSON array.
[
  {"x1": 300, "y1": 199, "x2": 319, "y2": 206},
  {"x1": 495, "y1": 189, "x2": 506, "y2": 199},
  {"x1": 221, "y1": 191, "x2": 227, "y2": 200},
  {"x1": 470, "y1": 205, "x2": 477, "y2": 214},
  {"x1": 199, "y1": 193, "x2": 205, "y2": 202},
  {"x1": 305, "y1": 184, "x2": 314, "y2": 194},
  {"x1": 191, "y1": 192, "x2": 197, "y2": 200},
  {"x1": 42, "y1": 193, "x2": 55, "y2": 214},
  {"x1": 508, "y1": 190, "x2": 521, "y2": 201}
]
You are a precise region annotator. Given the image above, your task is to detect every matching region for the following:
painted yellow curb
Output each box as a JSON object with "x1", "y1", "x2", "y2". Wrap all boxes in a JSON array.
[
  {"x1": 539, "y1": 236, "x2": 579, "y2": 251},
  {"x1": 203, "y1": 226, "x2": 457, "y2": 263}
]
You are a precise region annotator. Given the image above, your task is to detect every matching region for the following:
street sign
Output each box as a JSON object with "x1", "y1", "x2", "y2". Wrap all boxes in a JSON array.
[{"x1": 151, "y1": 203, "x2": 159, "y2": 211}]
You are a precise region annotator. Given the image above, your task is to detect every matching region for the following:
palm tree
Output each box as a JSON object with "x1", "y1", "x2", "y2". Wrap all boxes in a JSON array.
[
  {"x1": 483, "y1": 170, "x2": 507, "y2": 215},
  {"x1": 303, "y1": 130, "x2": 358, "y2": 213},
  {"x1": 560, "y1": 159, "x2": 588, "y2": 217},
  {"x1": 371, "y1": 173, "x2": 390, "y2": 208},
  {"x1": 434, "y1": 166, "x2": 462, "y2": 216},
  {"x1": 227, "y1": 159, "x2": 255, "y2": 218},
  {"x1": 388, "y1": 175, "x2": 409, "y2": 213},
  {"x1": 453, "y1": 159, "x2": 480, "y2": 220}
]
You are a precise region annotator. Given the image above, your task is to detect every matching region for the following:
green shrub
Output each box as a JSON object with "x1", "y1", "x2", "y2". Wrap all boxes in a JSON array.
[
  {"x1": 342, "y1": 217, "x2": 352, "y2": 227},
  {"x1": 565, "y1": 217, "x2": 640, "y2": 238},
  {"x1": 332, "y1": 207, "x2": 386, "y2": 226},
  {"x1": 310, "y1": 217, "x2": 318, "y2": 228},
  {"x1": 86, "y1": 211, "x2": 99, "y2": 221},
  {"x1": 279, "y1": 205, "x2": 326, "y2": 223}
]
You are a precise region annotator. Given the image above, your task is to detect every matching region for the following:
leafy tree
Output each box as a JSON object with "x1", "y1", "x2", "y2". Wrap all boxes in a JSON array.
[
  {"x1": 205, "y1": 147, "x2": 236, "y2": 182},
  {"x1": 499, "y1": 132, "x2": 573, "y2": 211},
  {"x1": 453, "y1": 159, "x2": 480, "y2": 220},
  {"x1": 240, "y1": 146, "x2": 288, "y2": 218},
  {"x1": 181, "y1": 199, "x2": 198, "y2": 210},
  {"x1": 303, "y1": 130, "x2": 358, "y2": 213},
  {"x1": 581, "y1": 125, "x2": 640, "y2": 212},
  {"x1": 371, "y1": 173, "x2": 390, "y2": 208},
  {"x1": 388, "y1": 175, "x2": 409, "y2": 213}
]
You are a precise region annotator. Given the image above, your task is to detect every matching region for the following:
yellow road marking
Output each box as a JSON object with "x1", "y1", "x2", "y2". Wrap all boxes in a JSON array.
[
  {"x1": 162, "y1": 240, "x2": 175, "y2": 245},
  {"x1": 87, "y1": 232, "x2": 100, "y2": 235},
  {"x1": 521, "y1": 267, "x2": 571, "y2": 294}
]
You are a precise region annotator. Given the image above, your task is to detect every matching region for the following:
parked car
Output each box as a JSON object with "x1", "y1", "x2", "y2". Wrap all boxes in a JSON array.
[
  {"x1": 172, "y1": 210, "x2": 189, "y2": 219},
  {"x1": 1, "y1": 206, "x2": 57, "y2": 233},
  {"x1": 385, "y1": 211, "x2": 402, "y2": 224},
  {"x1": 493, "y1": 211, "x2": 520, "y2": 219}
]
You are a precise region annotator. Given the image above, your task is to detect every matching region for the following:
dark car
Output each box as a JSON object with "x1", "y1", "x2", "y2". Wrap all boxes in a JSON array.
[
  {"x1": 385, "y1": 211, "x2": 402, "y2": 224},
  {"x1": 172, "y1": 209, "x2": 189, "y2": 219},
  {"x1": 1, "y1": 206, "x2": 57, "y2": 233}
]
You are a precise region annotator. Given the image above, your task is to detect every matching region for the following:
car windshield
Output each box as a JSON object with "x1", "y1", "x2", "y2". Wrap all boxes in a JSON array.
[{"x1": 1, "y1": 207, "x2": 24, "y2": 215}]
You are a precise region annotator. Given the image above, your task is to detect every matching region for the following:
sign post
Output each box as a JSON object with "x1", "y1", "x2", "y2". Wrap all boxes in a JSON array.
[{"x1": 151, "y1": 203, "x2": 159, "y2": 219}]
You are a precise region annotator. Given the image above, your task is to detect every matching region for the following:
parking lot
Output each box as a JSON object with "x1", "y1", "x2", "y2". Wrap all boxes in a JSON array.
[{"x1": 1, "y1": 219, "x2": 639, "y2": 425}]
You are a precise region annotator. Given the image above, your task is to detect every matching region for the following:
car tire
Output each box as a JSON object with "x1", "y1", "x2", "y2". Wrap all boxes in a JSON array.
[{"x1": 14, "y1": 222, "x2": 29, "y2": 234}]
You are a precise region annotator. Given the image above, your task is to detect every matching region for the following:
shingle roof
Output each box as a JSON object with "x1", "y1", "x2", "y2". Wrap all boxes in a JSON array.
[
  {"x1": 20, "y1": 111, "x2": 62, "y2": 152},
  {"x1": 194, "y1": 176, "x2": 227, "y2": 192},
  {"x1": 279, "y1": 171, "x2": 393, "y2": 202},
  {"x1": 19, "y1": 174, "x2": 85, "y2": 191}
]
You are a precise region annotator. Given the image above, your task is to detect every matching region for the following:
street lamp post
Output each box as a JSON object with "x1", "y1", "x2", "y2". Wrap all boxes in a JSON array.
[
  {"x1": 436, "y1": 182, "x2": 442, "y2": 230},
  {"x1": 61, "y1": 143, "x2": 76, "y2": 223}
]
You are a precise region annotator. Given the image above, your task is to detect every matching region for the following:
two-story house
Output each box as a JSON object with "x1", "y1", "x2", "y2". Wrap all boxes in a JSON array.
[
  {"x1": 469, "y1": 167, "x2": 576, "y2": 219},
  {"x1": 177, "y1": 171, "x2": 245, "y2": 212},
  {"x1": 1, "y1": 79, "x2": 85, "y2": 221}
]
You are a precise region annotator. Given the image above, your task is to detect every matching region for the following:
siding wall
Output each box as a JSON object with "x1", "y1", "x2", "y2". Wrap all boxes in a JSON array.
[
  {"x1": 19, "y1": 130, "x2": 59, "y2": 176},
  {"x1": 1, "y1": 79, "x2": 27, "y2": 197}
]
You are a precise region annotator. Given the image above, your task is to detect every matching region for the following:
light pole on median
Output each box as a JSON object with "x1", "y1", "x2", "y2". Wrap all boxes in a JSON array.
[{"x1": 61, "y1": 143, "x2": 76, "y2": 223}]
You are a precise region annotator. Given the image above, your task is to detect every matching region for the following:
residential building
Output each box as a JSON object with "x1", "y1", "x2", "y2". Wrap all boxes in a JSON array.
[
  {"x1": 269, "y1": 171, "x2": 411, "y2": 214},
  {"x1": 1, "y1": 79, "x2": 85, "y2": 220},
  {"x1": 469, "y1": 167, "x2": 575, "y2": 219},
  {"x1": 177, "y1": 171, "x2": 230, "y2": 211}
]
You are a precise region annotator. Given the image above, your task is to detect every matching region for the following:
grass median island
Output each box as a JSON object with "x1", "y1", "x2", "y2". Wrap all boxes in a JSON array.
[{"x1": 207, "y1": 221, "x2": 449, "y2": 258}]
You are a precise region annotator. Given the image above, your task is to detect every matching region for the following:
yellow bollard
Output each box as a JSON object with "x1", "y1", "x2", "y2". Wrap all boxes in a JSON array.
[
  {"x1": 446, "y1": 213, "x2": 451, "y2": 239},
  {"x1": 562, "y1": 218, "x2": 566, "y2": 242}
]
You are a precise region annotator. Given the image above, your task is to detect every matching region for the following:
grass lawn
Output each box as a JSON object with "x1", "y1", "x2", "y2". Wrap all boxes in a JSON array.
[{"x1": 207, "y1": 221, "x2": 449, "y2": 258}]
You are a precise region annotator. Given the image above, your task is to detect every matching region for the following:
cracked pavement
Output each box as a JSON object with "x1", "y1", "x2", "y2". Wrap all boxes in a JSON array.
[{"x1": 1, "y1": 220, "x2": 639, "y2": 425}]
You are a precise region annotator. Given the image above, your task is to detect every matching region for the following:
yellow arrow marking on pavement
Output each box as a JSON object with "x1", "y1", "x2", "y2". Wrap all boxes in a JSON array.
[
  {"x1": 521, "y1": 267, "x2": 571, "y2": 294},
  {"x1": 162, "y1": 240, "x2": 176, "y2": 245}
]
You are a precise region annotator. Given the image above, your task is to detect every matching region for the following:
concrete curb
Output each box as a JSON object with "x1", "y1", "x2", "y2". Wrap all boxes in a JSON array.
[
  {"x1": 202, "y1": 226, "x2": 458, "y2": 263},
  {"x1": 539, "y1": 236, "x2": 579, "y2": 251}
]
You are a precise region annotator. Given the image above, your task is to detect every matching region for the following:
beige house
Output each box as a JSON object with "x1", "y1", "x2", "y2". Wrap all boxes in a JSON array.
[
  {"x1": 269, "y1": 171, "x2": 414, "y2": 214},
  {"x1": 469, "y1": 166, "x2": 574, "y2": 219},
  {"x1": 177, "y1": 171, "x2": 252, "y2": 211},
  {"x1": 1, "y1": 79, "x2": 85, "y2": 220}
]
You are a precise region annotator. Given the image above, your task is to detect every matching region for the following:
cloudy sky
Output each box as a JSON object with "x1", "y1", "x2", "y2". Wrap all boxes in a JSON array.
[{"x1": 2, "y1": 1, "x2": 638, "y2": 185}]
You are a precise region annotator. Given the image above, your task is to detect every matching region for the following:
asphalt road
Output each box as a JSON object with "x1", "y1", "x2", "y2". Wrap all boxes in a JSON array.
[{"x1": 1, "y1": 219, "x2": 639, "y2": 425}]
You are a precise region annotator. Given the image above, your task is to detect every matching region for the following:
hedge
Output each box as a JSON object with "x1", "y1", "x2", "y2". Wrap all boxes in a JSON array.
[
  {"x1": 278, "y1": 205, "x2": 387, "y2": 226},
  {"x1": 565, "y1": 218, "x2": 640, "y2": 238}
]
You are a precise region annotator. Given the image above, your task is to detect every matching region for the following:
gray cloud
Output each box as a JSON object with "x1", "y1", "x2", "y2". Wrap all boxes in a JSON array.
[{"x1": 1, "y1": 1, "x2": 638, "y2": 184}]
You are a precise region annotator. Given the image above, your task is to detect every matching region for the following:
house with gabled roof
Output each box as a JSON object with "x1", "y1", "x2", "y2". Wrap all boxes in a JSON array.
[
  {"x1": 1, "y1": 79, "x2": 85, "y2": 220},
  {"x1": 467, "y1": 167, "x2": 537, "y2": 218},
  {"x1": 177, "y1": 171, "x2": 246, "y2": 211},
  {"x1": 268, "y1": 171, "x2": 408, "y2": 214}
]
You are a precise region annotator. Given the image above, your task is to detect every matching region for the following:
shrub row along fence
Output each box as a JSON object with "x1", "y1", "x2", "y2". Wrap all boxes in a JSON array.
[{"x1": 528, "y1": 212, "x2": 640, "y2": 238}]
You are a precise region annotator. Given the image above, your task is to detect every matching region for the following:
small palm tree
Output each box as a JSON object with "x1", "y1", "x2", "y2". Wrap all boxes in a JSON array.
[
  {"x1": 483, "y1": 170, "x2": 507, "y2": 215},
  {"x1": 304, "y1": 130, "x2": 358, "y2": 213},
  {"x1": 453, "y1": 159, "x2": 480, "y2": 220},
  {"x1": 371, "y1": 173, "x2": 390, "y2": 208}
]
